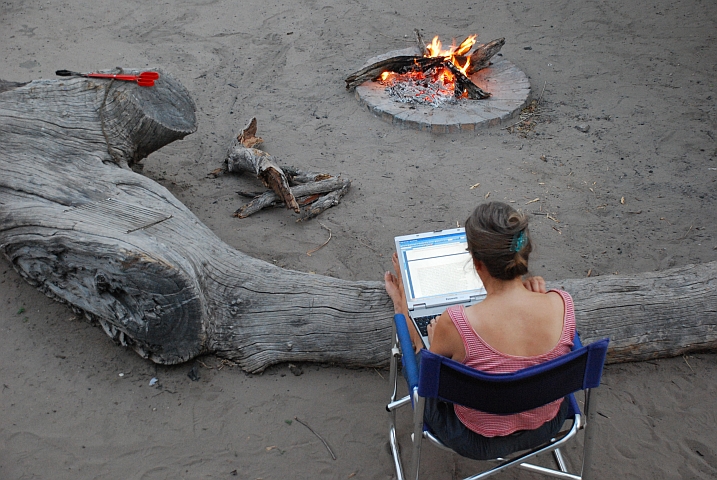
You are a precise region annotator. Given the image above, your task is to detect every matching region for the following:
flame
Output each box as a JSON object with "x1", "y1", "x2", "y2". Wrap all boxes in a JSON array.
[
  {"x1": 377, "y1": 34, "x2": 480, "y2": 105},
  {"x1": 454, "y1": 35, "x2": 477, "y2": 56},
  {"x1": 423, "y1": 34, "x2": 476, "y2": 77},
  {"x1": 425, "y1": 35, "x2": 476, "y2": 58},
  {"x1": 425, "y1": 36, "x2": 444, "y2": 57}
]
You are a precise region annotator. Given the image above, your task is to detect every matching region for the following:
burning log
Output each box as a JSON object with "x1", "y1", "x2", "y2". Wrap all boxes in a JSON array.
[
  {"x1": 465, "y1": 38, "x2": 505, "y2": 75},
  {"x1": 223, "y1": 118, "x2": 350, "y2": 220},
  {"x1": 442, "y1": 60, "x2": 491, "y2": 100},
  {"x1": 344, "y1": 56, "x2": 445, "y2": 90},
  {"x1": 345, "y1": 56, "x2": 489, "y2": 100}
]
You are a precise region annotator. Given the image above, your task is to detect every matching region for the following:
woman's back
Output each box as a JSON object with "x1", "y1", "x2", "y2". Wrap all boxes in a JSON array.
[
  {"x1": 465, "y1": 288, "x2": 566, "y2": 358},
  {"x1": 449, "y1": 289, "x2": 576, "y2": 437}
]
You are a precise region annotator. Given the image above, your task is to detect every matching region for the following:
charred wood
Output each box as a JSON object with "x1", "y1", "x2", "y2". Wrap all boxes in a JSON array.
[
  {"x1": 443, "y1": 61, "x2": 491, "y2": 99},
  {"x1": 465, "y1": 38, "x2": 505, "y2": 75}
]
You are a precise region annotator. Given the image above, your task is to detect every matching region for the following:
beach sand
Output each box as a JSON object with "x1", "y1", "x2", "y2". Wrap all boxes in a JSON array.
[{"x1": 1, "y1": 0, "x2": 715, "y2": 478}]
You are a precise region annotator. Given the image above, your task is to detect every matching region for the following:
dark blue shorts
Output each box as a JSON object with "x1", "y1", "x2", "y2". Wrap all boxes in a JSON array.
[
  {"x1": 422, "y1": 395, "x2": 568, "y2": 460},
  {"x1": 404, "y1": 353, "x2": 569, "y2": 461}
]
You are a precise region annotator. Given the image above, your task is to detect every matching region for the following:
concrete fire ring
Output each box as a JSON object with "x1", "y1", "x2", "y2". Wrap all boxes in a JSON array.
[{"x1": 353, "y1": 47, "x2": 531, "y2": 133}]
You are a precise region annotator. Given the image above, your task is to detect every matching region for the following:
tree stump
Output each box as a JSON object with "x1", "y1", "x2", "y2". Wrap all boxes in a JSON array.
[{"x1": 0, "y1": 73, "x2": 715, "y2": 372}]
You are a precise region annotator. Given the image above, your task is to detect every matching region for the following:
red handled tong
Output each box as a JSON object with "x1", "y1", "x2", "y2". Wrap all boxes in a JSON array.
[{"x1": 55, "y1": 70, "x2": 160, "y2": 87}]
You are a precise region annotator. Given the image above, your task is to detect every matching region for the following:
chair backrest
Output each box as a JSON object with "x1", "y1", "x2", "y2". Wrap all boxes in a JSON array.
[{"x1": 417, "y1": 339, "x2": 609, "y2": 415}]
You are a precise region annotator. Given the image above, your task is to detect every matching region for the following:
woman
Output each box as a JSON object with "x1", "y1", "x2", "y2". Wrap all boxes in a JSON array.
[{"x1": 384, "y1": 202, "x2": 575, "y2": 460}]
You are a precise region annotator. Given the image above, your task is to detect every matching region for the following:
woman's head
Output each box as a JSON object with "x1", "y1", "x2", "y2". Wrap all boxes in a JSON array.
[{"x1": 465, "y1": 202, "x2": 532, "y2": 280}]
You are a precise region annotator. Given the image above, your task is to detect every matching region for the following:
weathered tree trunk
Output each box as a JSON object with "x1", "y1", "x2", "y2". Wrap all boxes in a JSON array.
[
  {"x1": 554, "y1": 267, "x2": 717, "y2": 364},
  {"x1": 0, "y1": 74, "x2": 715, "y2": 372},
  {"x1": 0, "y1": 72, "x2": 391, "y2": 372}
]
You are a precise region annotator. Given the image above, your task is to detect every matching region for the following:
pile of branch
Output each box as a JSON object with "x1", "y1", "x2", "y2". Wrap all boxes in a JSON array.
[
  {"x1": 344, "y1": 30, "x2": 505, "y2": 100},
  {"x1": 220, "y1": 118, "x2": 350, "y2": 221}
]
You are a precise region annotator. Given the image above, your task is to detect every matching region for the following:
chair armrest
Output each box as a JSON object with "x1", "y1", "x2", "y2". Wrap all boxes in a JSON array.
[{"x1": 394, "y1": 314, "x2": 420, "y2": 389}]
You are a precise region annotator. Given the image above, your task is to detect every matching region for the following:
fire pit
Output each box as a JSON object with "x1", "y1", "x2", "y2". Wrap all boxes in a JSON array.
[{"x1": 345, "y1": 33, "x2": 531, "y2": 133}]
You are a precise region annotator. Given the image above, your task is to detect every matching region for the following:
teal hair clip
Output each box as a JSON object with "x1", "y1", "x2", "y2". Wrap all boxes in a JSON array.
[{"x1": 510, "y1": 230, "x2": 527, "y2": 252}]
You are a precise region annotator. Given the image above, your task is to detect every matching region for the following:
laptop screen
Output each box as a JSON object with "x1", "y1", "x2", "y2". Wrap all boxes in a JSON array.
[{"x1": 396, "y1": 229, "x2": 484, "y2": 304}]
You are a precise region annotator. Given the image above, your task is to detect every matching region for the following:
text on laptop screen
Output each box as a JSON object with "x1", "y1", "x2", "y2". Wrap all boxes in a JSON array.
[{"x1": 399, "y1": 232, "x2": 483, "y2": 300}]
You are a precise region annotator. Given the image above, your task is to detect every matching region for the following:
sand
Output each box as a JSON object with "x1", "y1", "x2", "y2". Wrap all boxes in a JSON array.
[{"x1": 1, "y1": 0, "x2": 716, "y2": 478}]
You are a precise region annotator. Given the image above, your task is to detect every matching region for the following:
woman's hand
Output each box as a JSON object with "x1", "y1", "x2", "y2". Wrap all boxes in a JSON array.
[
  {"x1": 385, "y1": 252, "x2": 409, "y2": 315},
  {"x1": 427, "y1": 317, "x2": 438, "y2": 345},
  {"x1": 384, "y1": 271, "x2": 405, "y2": 314},
  {"x1": 386, "y1": 253, "x2": 425, "y2": 352},
  {"x1": 523, "y1": 275, "x2": 547, "y2": 293}
]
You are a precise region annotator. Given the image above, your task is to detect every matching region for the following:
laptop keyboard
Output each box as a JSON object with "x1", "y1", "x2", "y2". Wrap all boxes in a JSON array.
[{"x1": 413, "y1": 315, "x2": 437, "y2": 337}]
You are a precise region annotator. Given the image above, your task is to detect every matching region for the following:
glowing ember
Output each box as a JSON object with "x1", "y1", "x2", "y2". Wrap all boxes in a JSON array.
[{"x1": 380, "y1": 67, "x2": 457, "y2": 107}]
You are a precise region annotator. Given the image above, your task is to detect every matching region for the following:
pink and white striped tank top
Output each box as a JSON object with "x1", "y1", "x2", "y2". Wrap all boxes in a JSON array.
[{"x1": 448, "y1": 289, "x2": 575, "y2": 437}]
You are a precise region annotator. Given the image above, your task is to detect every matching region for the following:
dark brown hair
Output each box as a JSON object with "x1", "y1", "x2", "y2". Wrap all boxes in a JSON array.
[{"x1": 465, "y1": 202, "x2": 532, "y2": 280}]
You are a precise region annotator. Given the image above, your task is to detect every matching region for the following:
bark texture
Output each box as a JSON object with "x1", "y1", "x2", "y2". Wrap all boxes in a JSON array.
[
  {"x1": 555, "y1": 264, "x2": 717, "y2": 363},
  {"x1": 0, "y1": 74, "x2": 715, "y2": 372}
]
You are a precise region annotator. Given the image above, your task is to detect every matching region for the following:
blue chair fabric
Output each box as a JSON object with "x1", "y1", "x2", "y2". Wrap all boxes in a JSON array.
[{"x1": 418, "y1": 338, "x2": 608, "y2": 415}]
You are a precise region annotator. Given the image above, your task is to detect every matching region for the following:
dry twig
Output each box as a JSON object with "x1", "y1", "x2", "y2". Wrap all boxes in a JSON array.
[
  {"x1": 505, "y1": 81, "x2": 547, "y2": 134},
  {"x1": 294, "y1": 417, "x2": 336, "y2": 460},
  {"x1": 307, "y1": 222, "x2": 332, "y2": 256}
]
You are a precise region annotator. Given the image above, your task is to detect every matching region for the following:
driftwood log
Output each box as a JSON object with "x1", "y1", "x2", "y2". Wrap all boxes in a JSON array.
[{"x1": 1, "y1": 73, "x2": 715, "y2": 372}]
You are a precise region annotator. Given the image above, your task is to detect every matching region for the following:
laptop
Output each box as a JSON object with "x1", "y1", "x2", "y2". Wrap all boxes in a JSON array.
[{"x1": 394, "y1": 227, "x2": 486, "y2": 348}]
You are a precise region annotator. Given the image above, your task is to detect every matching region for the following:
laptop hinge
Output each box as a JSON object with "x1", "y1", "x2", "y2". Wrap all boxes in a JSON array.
[{"x1": 469, "y1": 293, "x2": 486, "y2": 303}]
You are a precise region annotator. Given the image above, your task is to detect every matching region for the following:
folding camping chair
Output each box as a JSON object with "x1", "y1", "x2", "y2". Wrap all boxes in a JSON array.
[{"x1": 387, "y1": 313, "x2": 609, "y2": 480}]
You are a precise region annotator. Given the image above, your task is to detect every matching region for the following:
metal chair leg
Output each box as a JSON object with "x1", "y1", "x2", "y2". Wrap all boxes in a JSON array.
[
  {"x1": 409, "y1": 393, "x2": 425, "y2": 480},
  {"x1": 553, "y1": 448, "x2": 568, "y2": 472},
  {"x1": 580, "y1": 388, "x2": 598, "y2": 480},
  {"x1": 388, "y1": 322, "x2": 409, "y2": 480}
]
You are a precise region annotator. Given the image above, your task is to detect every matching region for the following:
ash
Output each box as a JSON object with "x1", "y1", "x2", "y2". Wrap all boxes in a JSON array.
[{"x1": 381, "y1": 72, "x2": 458, "y2": 108}]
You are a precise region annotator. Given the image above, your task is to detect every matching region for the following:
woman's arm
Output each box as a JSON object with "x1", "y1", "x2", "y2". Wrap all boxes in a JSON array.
[
  {"x1": 385, "y1": 252, "x2": 468, "y2": 360},
  {"x1": 427, "y1": 311, "x2": 467, "y2": 362},
  {"x1": 385, "y1": 253, "x2": 424, "y2": 352}
]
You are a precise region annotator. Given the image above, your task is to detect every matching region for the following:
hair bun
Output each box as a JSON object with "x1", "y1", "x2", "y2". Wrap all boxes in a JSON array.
[{"x1": 465, "y1": 202, "x2": 532, "y2": 280}]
